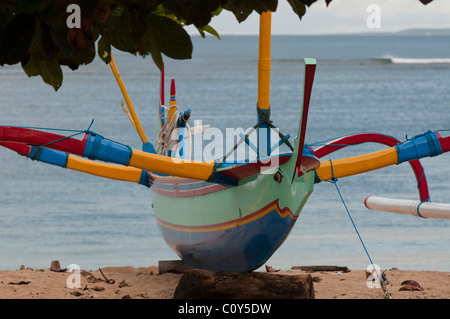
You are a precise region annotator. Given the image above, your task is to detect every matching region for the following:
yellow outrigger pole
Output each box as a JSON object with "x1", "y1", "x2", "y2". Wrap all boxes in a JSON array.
[
  {"x1": 108, "y1": 52, "x2": 156, "y2": 153},
  {"x1": 258, "y1": 11, "x2": 271, "y2": 111},
  {"x1": 257, "y1": 11, "x2": 272, "y2": 156}
]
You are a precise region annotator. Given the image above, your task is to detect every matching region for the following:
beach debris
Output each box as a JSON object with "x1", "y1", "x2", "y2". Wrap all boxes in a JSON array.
[
  {"x1": 92, "y1": 286, "x2": 105, "y2": 292},
  {"x1": 98, "y1": 268, "x2": 115, "y2": 284},
  {"x1": 265, "y1": 265, "x2": 280, "y2": 272},
  {"x1": 50, "y1": 260, "x2": 66, "y2": 272},
  {"x1": 312, "y1": 276, "x2": 322, "y2": 282},
  {"x1": 118, "y1": 280, "x2": 129, "y2": 288},
  {"x1": 122, "y1": 294, "x2": 132, "y2": 299},
  {"x1": 382, "y1": 271, "x2": 389, "y2": 285},
  {"x1": 81, "y1": 270, "x2": 102, "y2": 283},
  {"x1": 8, "y1": 280, "x2": 31, "y2": 285},
  {"x1": 70, "y1": 291, "x2": 84, "y2": 297},
  {"x1": 291, "y1": 265, "x2": 350, "y2": 273},
  {"x1": 399, "y1": 280, "x2": 424, "y2": 291}
]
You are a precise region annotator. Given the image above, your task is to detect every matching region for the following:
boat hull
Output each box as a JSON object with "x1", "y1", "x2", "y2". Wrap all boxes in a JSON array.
[{"x1": 150, "y1": 167, "x2": 315, "y2": 271}]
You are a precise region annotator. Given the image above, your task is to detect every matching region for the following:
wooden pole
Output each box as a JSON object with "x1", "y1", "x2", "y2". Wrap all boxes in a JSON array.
[
  {"x1": 257, "y1": 11, "x2": 272, "y2": 156},
  {"x1": 257, "y1": 11, "x2": 271, "y2": 111}
]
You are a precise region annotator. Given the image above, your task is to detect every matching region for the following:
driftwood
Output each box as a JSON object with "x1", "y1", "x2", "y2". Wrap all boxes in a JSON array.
[
  {"x1": 291, "y1": 265, "x2": 350, "y2": 272},
  {"x1": 173, "y1": 269, "x2": 314, "y2": 299}
]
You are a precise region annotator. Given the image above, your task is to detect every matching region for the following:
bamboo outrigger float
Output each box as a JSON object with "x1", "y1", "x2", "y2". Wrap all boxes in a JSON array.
[{"x1": 1, "y1": 11, "x2": 450, "y2": 271}]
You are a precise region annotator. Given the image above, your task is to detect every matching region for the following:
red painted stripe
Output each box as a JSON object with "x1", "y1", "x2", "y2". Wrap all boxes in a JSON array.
[
  {"x1": 151, "y1": 179, "x2": 226, "y2": 197},
  {"x1": 313, "y1": 132, "x2": 430, "y2": 202},
  {"x1": 314, "y1": 133, "x2": 398, "y2": 158}
]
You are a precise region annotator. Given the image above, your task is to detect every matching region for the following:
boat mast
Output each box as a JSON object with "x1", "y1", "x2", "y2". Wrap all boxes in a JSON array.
[{"x1": 257, "y1": 11, "x2": 272, "y2": 157}]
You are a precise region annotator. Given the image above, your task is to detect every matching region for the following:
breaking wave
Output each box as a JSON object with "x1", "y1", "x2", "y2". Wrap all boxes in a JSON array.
[{"x1": 381, "y1": 55, "x2": 450, "y2": 64}]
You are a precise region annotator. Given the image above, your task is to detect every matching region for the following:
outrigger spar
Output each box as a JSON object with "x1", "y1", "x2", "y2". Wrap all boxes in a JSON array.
[{"x1": 1, "y1": 11, "x2": 450, "y2": 271}]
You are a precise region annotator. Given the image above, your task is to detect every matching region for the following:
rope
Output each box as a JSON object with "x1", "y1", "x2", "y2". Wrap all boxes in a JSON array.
[
  {"x1": 327, "y1": 160, "x2": 392, "y2": 299},
  {"x1": 23, "y1": 120, "x2": 95, "y2": 159},
  {"x1": 216, "y1": 105, "x2": 293, "y2": 167},
  {"x1": 155, "y1": 108, "x2": 178, "y2": 155},
  {"x1": 416, "y1": 199, "x2": 429, "y2": 218},
  {"x1": 256, "y1": 106, "x2": 294, "y2": 151}
]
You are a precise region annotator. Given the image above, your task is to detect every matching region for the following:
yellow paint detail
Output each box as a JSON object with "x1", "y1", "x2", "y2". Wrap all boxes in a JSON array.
[
  {"x1": 257, "y1": 11, "x2": 271, "y2": 110},
  {"x1": 316, "y1": 147, "x2": 399, "y2": 181},
  {"x1": 66, "y1": 155, "x2": 143, "y2": 184},
  {"x1": 168, "y1": 94, "x2": 177, "y2": 125},
  {"x1": 129, "y1": 150, "x2": 215, "y2": 181},
  {"x1": 156, "y1": 200, "x2": 296, "y2": 233}
]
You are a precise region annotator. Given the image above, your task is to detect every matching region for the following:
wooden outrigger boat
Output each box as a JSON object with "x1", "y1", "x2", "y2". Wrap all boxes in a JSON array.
[{"x1": 1, "y1": 12, "x2": 450, "y2": 271}]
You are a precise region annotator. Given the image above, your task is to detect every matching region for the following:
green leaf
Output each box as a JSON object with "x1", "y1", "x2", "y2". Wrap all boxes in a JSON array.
[
  {"x1": 161, "y1": 0, "x2": 223, "y2": 28},
  {"x1": 0, "y1": 12, "x2": 35, "y2": 66},
  {"x1": 200, "y1": 25, "x2": 220, "y2": 39},
  {"x1": 301, "y1": 0, "x2": 319, "y2": 6},
  {"x1": 23, "y1": 55, "x2": 63, "y2": 91},
  {"x1": 150, "y1": 48, "x2": 163, "y2": 70},
  {"x1": 16, "y1": 0, "x2": 53, "y2": 14},
  {"x1": 99, "y1": 6, "x2": 136, "y2": 53},
  {"x1": 146, "y1": 13, "x2": 192, "y2": 60},
  {"x1": 287, "y1": 0, "x2": 307, "y2": 19},
  {"x1": 22, "y1": 56, "x2": 40, "y2": 77},
  {"x1": 222, "y1": 2, "x2": 253, "y2": 23},
  {"x1": 97, "y1": 36, "x2": 111, "y2": 64},
  {"x1": 38, "y1": 58, "x2": 63, "y2": 90}
]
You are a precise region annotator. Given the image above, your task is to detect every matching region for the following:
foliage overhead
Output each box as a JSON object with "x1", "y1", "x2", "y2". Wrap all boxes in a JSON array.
[{"x1": 0, "y1": 0, "x2": 434, "y2": 90}]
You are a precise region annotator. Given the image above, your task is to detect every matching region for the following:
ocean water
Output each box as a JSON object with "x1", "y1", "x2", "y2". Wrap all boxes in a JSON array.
[{"x1": 1, "y1": 34, "x2": 450, "y2": 272}]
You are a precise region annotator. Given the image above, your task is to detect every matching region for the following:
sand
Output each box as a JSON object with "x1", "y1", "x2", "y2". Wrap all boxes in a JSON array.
[{"x1": 0, "y1": 264, "x2": 449, "y2": 299}]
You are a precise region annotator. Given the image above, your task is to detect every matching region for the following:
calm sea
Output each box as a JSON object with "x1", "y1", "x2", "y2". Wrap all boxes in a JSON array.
[{"x1": 1, "y1": 34, "x2": 449, "y2": 271}]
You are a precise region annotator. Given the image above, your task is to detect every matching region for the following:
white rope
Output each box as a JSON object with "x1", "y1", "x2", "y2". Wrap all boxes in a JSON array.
[{"x1": 156, "y1": 108, "x2": 178, "y2": 155}]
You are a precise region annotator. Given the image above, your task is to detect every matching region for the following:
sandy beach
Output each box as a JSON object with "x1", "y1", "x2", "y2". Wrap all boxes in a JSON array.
[{"x1": 0, "y1": 263, "x2": 449, "y2": 299}]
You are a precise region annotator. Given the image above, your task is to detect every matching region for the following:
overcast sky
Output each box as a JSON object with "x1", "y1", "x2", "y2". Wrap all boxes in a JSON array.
[{"x1": 186, "y1": 0, "x2": 450, "y2": 35}]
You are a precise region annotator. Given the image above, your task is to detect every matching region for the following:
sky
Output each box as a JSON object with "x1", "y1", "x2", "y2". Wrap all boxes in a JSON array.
[{"x1": 186, "y1": 0, "x2": 450, "y2": 35}]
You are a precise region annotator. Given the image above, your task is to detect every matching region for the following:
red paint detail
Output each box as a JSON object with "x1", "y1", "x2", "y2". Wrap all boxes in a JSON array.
[
  {"x1": 156, "y1": 198, "x2": 296, "y2": 232},
  {"x1": 0, "y1": 142, "x2": 31, "y2": 156},
  {"x1": 312, "y1": 132, "x2": 430, "y2": 202},
  {"x1": 170, "y1": 79, "x2": 175, "y2": 96},
  {"x1": 436, "y1": 131, "x2": 450, "y2": 153},
  {"x1": 364, "y1": 196, "x2": 370, "y2": 208},
  {"x1": 0, "y1": 126, "x2": 86, "y2": 155},
  {"x1": 217, "y1": 154, "x2": 291, "y2": 181},
  {"x1": 296, "y1": 166, "x2": 303, "y2": 177},
  {"x1": 295, "y1": 63, "x2": 316, "y2": 172},
  {"x1": 273, "y1": 171, "x2": 282, "y2": 183},
  {"x1": 160, "y1": 63, "x2": 165, "y2": 106}
]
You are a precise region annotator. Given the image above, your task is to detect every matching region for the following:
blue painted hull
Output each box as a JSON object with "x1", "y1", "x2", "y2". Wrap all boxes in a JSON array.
[{"x1": 156, "y1": 205, "x2": 298, "y2": 271}]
